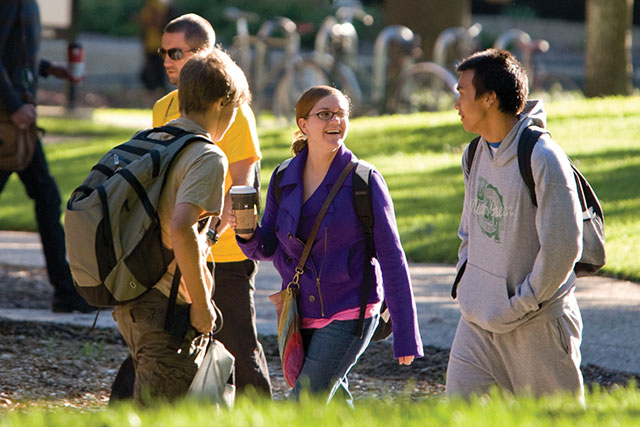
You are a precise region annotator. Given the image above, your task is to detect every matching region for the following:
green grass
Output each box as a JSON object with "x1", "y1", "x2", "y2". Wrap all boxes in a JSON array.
[
  {"x1": 2, "y1": 97, "x2": 639, "y2": 279},
  {"x1": 2, "y1": 386, "x2": 640, "y2": 426}
]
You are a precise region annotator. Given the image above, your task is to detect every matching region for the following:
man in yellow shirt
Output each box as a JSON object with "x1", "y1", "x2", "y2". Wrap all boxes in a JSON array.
[{"x1": 152, "y1": 13, "x2": 271, "y2": 396}]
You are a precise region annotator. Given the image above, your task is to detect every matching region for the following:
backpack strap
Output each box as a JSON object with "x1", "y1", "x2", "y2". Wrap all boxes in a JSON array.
[
  {"x1": 164, "y1": 266, "x2": 183, "y2": 333},
  {"x1": 465, "y1": 136, "x2": 481, "y2": 176},
  {"x1": 272, "y1": 157, "x2": 293, "y2": 205},
  {"x1": 151, "y1": 130, "x2": 214, "y2": 334},
  {"x1": 353, "y1": 160, "x2": 376, "y2": 338},
  {"x1": 517, "y1": 126, "x2": 546, "y2": 207},
  {"x1": 451, "y1": 136, "x2": 480, "y2": 299}
]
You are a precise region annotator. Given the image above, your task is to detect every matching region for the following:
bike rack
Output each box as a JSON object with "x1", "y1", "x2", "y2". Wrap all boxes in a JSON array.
[
  {"x1": 314, "y1": 6, "x2": 373, "y2": 75},
  {"x1": 493, "y1": 28, "x2": 531, "y2": 50},
  {"x1": 407, "y1": 62, "x2": 458, "y2": 94},
  {"x1": 314, "y1": 16, "x2": 339, "y2": 68},
  {"x1": 372, "y1": 25, "x2": 416, "y2": 108},
  {"x1": 253, "y1": 17, "x2": 300, "y2": 115},
  {"x1": 494, "y1": 29, "x2": 550, "y2": 83},
  {"x1": 433, "y1": 23, "x2": 482, "y2": 70},
  {"x1": 223, "y1": 7, "x2": 259, "y2": 77}
]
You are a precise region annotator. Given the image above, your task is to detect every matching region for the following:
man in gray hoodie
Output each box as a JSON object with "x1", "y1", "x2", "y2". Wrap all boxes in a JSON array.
[{"x1": 447, "y1": 49, "x2": 584, "y2": 400}]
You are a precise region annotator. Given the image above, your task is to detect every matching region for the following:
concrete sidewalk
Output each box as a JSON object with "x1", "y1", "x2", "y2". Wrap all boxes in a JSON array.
[{"x1": 1, "y1": 230, "x2": 639, "y2": 374}]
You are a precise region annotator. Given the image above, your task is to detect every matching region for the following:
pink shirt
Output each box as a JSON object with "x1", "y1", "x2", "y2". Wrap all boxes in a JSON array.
[{"x1": 301, "y1": 301, "x2": 382, "y2": 329}]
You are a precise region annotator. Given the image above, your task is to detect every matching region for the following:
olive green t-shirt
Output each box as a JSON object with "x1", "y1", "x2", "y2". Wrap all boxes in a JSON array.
[{"x1": 152, "y1": 117, "x2": 228, "y2": 303}]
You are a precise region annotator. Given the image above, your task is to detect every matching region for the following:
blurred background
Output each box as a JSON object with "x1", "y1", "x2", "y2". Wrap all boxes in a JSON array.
[{"x1": 38, "y1": 0, "x2": 640, "y2": 114}]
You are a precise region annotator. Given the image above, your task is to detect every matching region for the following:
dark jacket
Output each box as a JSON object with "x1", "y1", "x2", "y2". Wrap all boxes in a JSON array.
[
  {"x1": 0, "y1": 0, "x2": 50, "y2": 113},
  {"x1": 238, "y1": 144, "x2": 423, "y2": 358}
]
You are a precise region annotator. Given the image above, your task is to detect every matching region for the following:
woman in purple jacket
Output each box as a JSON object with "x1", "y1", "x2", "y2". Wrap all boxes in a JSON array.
[{"x1": 234, "y1": 86, "x2": 423, "y2": 403}]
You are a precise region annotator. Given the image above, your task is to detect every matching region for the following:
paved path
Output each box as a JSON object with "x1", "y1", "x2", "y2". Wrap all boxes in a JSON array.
[{"x1": 1, "y1": 230, "x2": 639, "y2": 374}]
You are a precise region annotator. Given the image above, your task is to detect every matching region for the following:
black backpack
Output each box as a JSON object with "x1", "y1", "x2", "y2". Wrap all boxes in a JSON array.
[
  {"x1": 273, "y1": 159, "x2": 392, "y2": 341},
  {"x1": 452, "y1": 126, "x2": 606, "y2": 299}
]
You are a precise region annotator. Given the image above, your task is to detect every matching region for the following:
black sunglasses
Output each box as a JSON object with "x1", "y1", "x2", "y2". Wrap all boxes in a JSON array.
[{"x1": 157, "y1": 47, "x2": 199, "y2": 61}]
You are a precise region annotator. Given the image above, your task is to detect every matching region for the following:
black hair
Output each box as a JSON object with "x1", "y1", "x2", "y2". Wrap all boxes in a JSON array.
[{"x1": 456, "y1": 48, "x2": 528, "y2": 115}]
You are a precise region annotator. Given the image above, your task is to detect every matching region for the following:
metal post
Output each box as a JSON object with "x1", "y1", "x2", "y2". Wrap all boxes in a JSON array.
[
  {"x1": 372, "y1": 25, "x2": 415, "y2": 107},
  {"x1": 66, "y1": 0, "x2": 79, "y2": 110}
]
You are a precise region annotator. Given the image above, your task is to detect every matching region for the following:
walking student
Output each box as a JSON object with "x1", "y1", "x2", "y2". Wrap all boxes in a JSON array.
[
  {"x1": 232, "y1": 86, "x2": 423, "y2": 404},
  {"x1": 151, "y1": 13, "x2": 271, "y2": 396},
  {"x1": 447, "y1": 49, "x2": 584, "y2": 400},
  {"x1": 0, "y1": 0, "x2": 94, "y2": 313},
  {"x1": 112, "y1": 49, "x2": 249, "y2": 403}
]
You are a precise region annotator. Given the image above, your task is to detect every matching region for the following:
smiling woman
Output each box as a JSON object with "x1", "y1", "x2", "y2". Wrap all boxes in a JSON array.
[{"x1": 230, "y1": 85, "x2": 424, "y2": 404}]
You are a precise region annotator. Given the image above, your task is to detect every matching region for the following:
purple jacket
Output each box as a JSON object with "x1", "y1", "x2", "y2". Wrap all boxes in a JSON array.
[{"x1": 238, "y1": 145, "x2": 423, "y2": 358}]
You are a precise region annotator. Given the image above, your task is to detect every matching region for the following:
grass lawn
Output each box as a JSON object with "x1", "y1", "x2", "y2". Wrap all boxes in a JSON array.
[
  {"x1": 1, "y1": 386, "x2": 640, "y2": 426},
  {"x1": 1, "y1": 96, "x2": 638, "y2": 279}
]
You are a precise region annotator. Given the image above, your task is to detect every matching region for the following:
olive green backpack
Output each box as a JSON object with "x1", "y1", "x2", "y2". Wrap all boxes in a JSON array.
[{"x1": 64, "y1": 126, "x2": 212, "y2": 306}]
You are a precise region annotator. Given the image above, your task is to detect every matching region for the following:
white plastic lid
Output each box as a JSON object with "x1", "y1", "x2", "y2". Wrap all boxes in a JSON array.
[{"x1": 229, "y1": 185, "x2": 256, "y2": 194}]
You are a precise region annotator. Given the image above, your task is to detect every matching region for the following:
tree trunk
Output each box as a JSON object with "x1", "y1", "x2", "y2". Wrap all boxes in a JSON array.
[
  {"x1": 383, "y1": 0, "x2": 471, "y2": 61},
  {"x1": 585, "y1": 0, "x2": 634, "y2": 97}
]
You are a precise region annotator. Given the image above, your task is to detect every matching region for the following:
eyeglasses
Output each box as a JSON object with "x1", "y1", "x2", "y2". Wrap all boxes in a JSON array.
[
  {"x1": 307, "y1": 110, "x2": 348, "y2": 121},
  {"x1": 157, "y1": 47, "x2": 199, "y2": 61}
]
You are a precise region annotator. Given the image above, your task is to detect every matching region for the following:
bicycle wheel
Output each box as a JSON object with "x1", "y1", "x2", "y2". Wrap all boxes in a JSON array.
[
  {"x1": 273, "y1": 59, "x2": 330, "y2": 120},
  {"x1": 392, "y1": 62, "x2": 459, "y2": 113}
]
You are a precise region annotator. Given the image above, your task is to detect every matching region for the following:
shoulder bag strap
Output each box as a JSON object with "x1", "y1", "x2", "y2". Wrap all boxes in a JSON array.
[{"x1": 287, "y1": 160, "x2": 356, "y2": 289}]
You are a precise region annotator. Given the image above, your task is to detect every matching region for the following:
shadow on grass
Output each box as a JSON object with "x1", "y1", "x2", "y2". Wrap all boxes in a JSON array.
[
  {"x1": 387, "y1": 164, "x2": 464, "y2": 263},
  {"x1": 569, "y1": 150, "x2": 640, "y2": 214}
]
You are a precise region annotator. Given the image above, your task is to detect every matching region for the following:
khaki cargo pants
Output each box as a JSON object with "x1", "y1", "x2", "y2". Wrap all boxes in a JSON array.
[{"x1": 113, "y1": 289, "x2": 209, "y2": 404}]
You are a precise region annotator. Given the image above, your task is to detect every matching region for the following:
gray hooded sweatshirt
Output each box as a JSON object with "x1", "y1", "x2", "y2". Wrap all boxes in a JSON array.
[{"x1": 456, "y1": 99, "x2": 583, "y2": 334}]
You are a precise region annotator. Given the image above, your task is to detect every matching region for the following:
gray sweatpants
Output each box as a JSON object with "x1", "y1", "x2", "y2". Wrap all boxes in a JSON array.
[{"x1": 446, "y1": 295, "x2": 584, "y2": 400}]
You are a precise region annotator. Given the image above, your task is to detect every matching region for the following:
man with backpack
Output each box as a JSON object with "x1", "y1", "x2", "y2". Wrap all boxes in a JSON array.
[
  {"x1": 109, "y1": 49, "x2": 247, "y2": 403},
  {"x1": 447, "y1": 49, "x2": 585, "y2": 400},
  {"x1": 151, "y1": 13, "x2": 271, "y2": 396}
]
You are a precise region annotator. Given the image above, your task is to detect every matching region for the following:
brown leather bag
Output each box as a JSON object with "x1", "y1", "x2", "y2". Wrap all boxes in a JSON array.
[
  {"x1": 1, "y1": 0, "x2": 39, "y2": 172},
  {"x1": 0, "y1": 107, "x2": 38, "y2": 171}
]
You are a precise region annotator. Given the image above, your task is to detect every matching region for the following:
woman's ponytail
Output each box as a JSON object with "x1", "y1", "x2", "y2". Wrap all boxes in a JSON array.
[{"x1": 291, "y1": 130, "x2": 308, "y2": 155}]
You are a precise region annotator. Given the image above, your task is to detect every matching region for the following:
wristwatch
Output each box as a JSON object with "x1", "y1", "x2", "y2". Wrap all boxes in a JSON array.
[{"x1": 206, "y1": 228, "x2": 219, "y2": 245}]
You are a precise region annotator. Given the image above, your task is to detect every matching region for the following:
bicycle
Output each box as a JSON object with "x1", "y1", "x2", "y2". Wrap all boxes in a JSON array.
[
  {"x1": 390, "y1": 23, "x2": 483, "y2": 114},
  {"x1": 223, "y1": 7, "x2": 260, "y2": 86},
  {"x1": 225, "y1": 8, "x2": 328, "y2": 120},
  {"x1": 309, "y1": 4, "x2": 375, "y2": 113},
  {"x1": 308, "y1": 5, "x2": 459, "y2": 115},
  {"x1": 226, "y1": 5, "x2": 461, "y2": 119}
]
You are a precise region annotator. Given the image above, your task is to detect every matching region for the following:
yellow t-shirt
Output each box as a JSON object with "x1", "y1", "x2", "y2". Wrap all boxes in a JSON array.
[
  {"x1": 152, "y1": 117, "x2": 228, "y2": 303},
  {"x1": 153, "y1": 90, "x2": 261, "y2": 262}
]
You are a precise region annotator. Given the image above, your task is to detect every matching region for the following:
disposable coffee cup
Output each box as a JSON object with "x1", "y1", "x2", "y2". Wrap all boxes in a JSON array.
[{"x1": 230, "y1": 185, "x2": 257, "y2": 234}]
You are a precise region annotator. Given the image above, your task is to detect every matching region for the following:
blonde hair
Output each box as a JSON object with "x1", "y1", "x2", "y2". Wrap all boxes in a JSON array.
[
  {"x1": 178, "y1": 48, "x2": 250, "y2": 115},
  {"x1": 292, "y1": 85, "x2": 350, "y2": 155}
]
